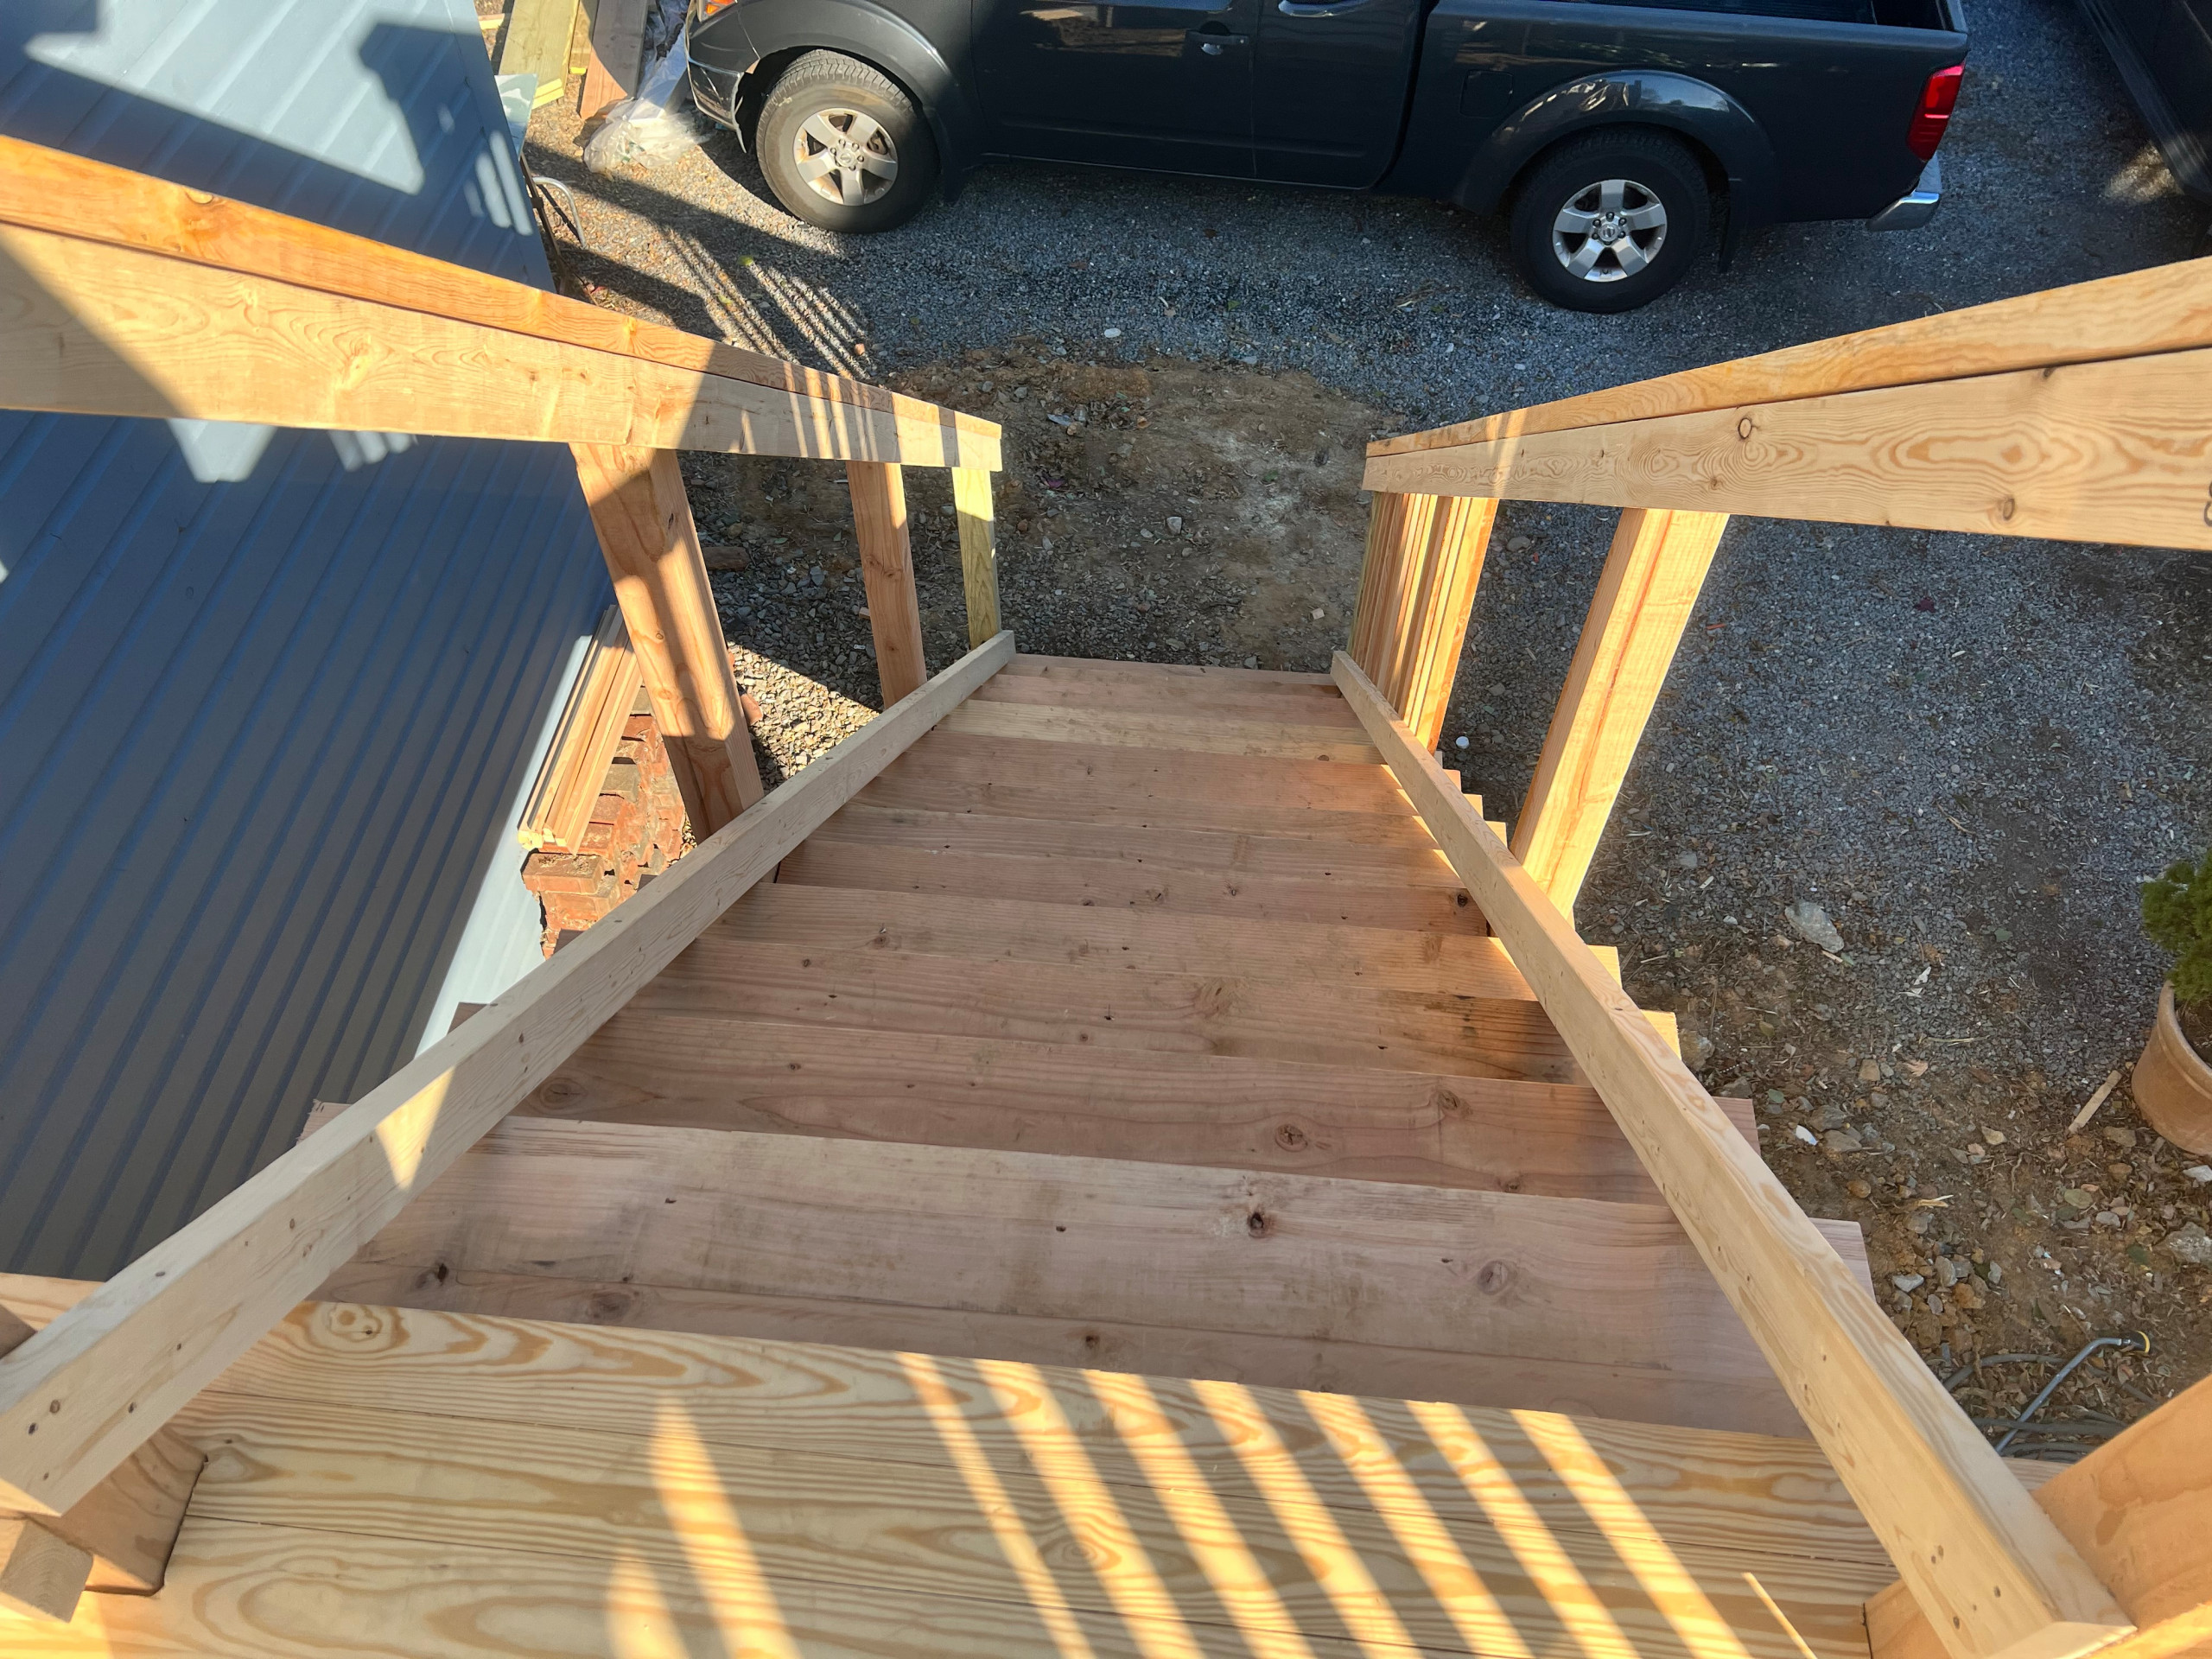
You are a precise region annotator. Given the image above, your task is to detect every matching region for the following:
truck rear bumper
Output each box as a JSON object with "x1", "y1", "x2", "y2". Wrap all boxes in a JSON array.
[{"x1": 1866, "y1": 156, "x2": 1942, "y2": 232}]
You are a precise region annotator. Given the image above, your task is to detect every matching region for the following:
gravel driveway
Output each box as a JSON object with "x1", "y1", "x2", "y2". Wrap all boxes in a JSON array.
[{"x1": 531, "y1": 0, "x2": 2212, "y2": 1436}]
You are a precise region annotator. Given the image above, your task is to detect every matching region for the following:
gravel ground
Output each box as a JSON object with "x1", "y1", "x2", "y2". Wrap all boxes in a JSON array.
[{"x1": 531, "y1": 0, "x2": 2212, "y2": 1443}]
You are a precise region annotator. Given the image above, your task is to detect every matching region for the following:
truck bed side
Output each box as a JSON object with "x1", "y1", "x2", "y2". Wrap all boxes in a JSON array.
[{"x1": 1386, "y1": 0, "x2": 1967, "y2": 224}]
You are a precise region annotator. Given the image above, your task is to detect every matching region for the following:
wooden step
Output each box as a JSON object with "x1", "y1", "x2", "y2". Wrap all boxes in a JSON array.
[
  {"x1": 641, "y1": 933, "x2": 1583, "y2": 1079},
  {"x1": 715, "y1": 881, "x2": 1623, "y2": 995},
  {"x1": 973, "y1": 670, "x2": 1364, "y2": 726},
  {"x1": 521, "y1": 1012, "x2": 1691, "y2": 1201},
  {"x1": 326, "y1": 1118, "x2": 1870, "y2": 1437},
  {"x1": 777, "y1": 841, "x2": 1485, "y2": 933},
  {"x1": 940, "y1": 699, "x2": 1383, "y2": 762},
  {"x1": 857, "y1": 765, "x2": 1440, "y2": 845},
  {"x1": 811, "y1": 803, "x2": 1467, "y2": 888},
  {"x1": 884, "y1": 727, "x2": 1421, "y2": 814},
  {"x1": 1004, "y1": 651, "x2": 1337, "y2": 688}
]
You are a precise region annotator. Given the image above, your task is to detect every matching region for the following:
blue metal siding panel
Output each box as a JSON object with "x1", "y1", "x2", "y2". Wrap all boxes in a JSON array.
[{"x1": 0, "y1": 2, "x2": 610, "y2": 1275}]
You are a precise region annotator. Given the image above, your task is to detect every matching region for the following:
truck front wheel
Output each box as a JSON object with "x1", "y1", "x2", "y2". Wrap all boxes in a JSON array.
[
  {"x1": 756, "y1": 51, "x2": 939, "y2": 234},
  {"x1": 1507, "y1": 131, "x2": 1711, "y2": 313}
]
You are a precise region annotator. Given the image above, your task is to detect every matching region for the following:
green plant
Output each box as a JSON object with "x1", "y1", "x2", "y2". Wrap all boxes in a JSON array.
[{"x1": 2144, "y1": 845, "x2": 2212, "y2": 1006}]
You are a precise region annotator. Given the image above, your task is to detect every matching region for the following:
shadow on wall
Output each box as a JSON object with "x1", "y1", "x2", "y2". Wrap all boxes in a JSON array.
[{"x1": 0, "y1": 0, "x2": 611, "y2": 1279}]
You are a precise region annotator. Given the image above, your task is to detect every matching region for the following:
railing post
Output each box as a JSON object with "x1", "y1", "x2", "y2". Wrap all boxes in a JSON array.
[
  {"x1": 950, "y1": 466, "x2": 1001, "y2": 650},
  {"x1": 1512, "y1": 508, "x2": 1729, "y2": 917},
  {"x1": 570, "y1": 443, "x2": 764, "y2": 836},
  {"x1": 848, "y1": 460, "x2": 929, "y2": 705},
  {"x1": 1347, "y1": 490, "x2": 1497, "y2": 751}
]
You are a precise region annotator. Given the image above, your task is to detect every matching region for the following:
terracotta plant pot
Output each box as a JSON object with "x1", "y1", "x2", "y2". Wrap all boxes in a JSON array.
[{"x1": 2135, "y1": 982, "x2": 2212, "y2": 1157}]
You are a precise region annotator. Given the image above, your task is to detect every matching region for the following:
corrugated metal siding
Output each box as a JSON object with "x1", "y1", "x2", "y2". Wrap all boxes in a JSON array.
[{"x1": 0, "y1": 0, "x2": 610, "y2": 1276}]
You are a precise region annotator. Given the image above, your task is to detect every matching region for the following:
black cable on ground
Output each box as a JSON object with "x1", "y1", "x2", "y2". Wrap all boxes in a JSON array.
[{"x1": 1989, "y1": 1332, "x2": 2149, "y2": 1454}]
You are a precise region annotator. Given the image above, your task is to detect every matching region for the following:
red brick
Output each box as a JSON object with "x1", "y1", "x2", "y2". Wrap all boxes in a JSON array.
[
  {"x1": 623, "y1": 713, "x2": 658, "y2": 741},
  {"x1": 522, "y1": 852, "x2": 610, "y2": 896}
]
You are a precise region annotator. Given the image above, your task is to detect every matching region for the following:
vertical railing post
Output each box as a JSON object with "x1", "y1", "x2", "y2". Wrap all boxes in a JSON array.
[
  {"x1": 1347, "y1": 490, "x2": 1497, "y2": 751},
  {"x1": 1512, "y1": 507, "x2": 1729, "y2": 917},
  {"x1": 847, "y1": 460, "x2": 929, "y2": 706},
  {"x1": 950, "y1": 466, "x2": 1001, "y2": 650},
  {"x1": 570, "y1": 443, "x2": 764, "y2": 836}
]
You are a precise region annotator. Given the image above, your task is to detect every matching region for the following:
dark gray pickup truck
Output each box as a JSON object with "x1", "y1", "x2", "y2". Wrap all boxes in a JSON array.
[{"x1": 684, "y1": 0, "x2": 1967, "y2": 309}]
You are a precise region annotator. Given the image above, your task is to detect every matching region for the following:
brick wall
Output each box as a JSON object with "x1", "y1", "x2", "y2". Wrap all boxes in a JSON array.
[{"x1": 519, "y1": 713, "x2": 689, "y2": 955}]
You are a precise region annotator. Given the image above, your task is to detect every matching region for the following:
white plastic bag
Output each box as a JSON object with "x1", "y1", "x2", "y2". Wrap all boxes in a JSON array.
[{"x1": 583, "y1": 27, "x2": 706, "y2": 174}]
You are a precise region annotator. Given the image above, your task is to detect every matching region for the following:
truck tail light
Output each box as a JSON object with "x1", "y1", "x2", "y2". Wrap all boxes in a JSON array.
[
  {"x1": 696, "y1": 0, "x2": 740, "y2": 15},
  {"x1": 1907, "y1": 65, "x2": 1962, "y2": 161}
]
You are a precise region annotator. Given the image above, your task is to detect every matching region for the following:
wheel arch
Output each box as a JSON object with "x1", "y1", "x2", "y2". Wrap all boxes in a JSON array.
[
  {"x1": 1454, "y1": 72, "x2": 1777, "y2": 226},
  {"x1": 705, "y1": 0, "x2": 987, "y2": 193}
]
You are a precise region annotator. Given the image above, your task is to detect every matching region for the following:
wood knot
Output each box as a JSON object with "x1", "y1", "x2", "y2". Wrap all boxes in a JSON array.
[
  {"x1": 1737, "y1": 416, "x2": 1754, "y2": 440},
  {"x1": 1275, "y1": 1124, "x2": 1308, "y2": 1151},
  {"x1": 1246, "y1": 1211, "x2": 1273, "y2": 1238},
  {"x1": 1474, "y1": 1260, "x2": 1513, "y2": 1295}
]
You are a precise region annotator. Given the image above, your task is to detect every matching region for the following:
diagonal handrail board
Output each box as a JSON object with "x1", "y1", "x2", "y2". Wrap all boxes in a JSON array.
[
  {"x1": 1331, "y1": 652, "x2": 2133, "y2": 1659},
  {"x1": 0, "y1": 632, "x2": 1015, "y2": 1521},
  {"x1": 0, "y1": 135, "x2": 998, "y2": 463},
  {"x1": 0, "y1": 223, "x2": 995, "y2": 468},
  {"x1": 1367, "y1": 256, "x2": 2212, "y2": 457},
  {"x1": 1361, "y1": 345, "x2": 2212, "y2": 552}
]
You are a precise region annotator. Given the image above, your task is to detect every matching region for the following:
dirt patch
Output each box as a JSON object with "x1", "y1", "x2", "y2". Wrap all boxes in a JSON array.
[{"x1": 683, "y1": 348, "x2": 1399, "y2": 779}]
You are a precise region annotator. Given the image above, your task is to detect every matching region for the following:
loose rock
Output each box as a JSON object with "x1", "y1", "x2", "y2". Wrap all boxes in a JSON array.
[{"x1": 1786, "y1": 900, "x2": 1846, "y2": 952}]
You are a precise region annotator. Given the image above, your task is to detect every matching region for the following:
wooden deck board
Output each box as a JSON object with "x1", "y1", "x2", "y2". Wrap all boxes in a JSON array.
[
  {"x1": 162, "y1": 1389, "x2": 1885, "y2": 1659},
  {"x1": 0, "y1": 1282, "x2": 1918, "y2": 1659}
]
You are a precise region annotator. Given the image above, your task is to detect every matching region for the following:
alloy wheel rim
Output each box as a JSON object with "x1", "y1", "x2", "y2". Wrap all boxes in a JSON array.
[
  {"x1": 1550, "y1": 177, "x2": 1668, "y2": 283},
  {"x1": 794, "y1": 107, "x2": 899, "y2": 207}
]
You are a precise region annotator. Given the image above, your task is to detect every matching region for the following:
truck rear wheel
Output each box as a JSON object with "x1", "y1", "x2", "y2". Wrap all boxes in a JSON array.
[
  {"x1": 1508, "y1": 131, "x2": 1710, "y2": 313},
  {"x1": 757, "y1": 51, "x2": 938, "y2": 234}
]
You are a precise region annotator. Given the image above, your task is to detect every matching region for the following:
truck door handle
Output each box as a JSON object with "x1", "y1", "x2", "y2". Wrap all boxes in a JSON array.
[
  {"x1": 1277, "y1": 0, "x2": 1371, "y2": 13},
  {"x1": 1191, "y1": 21, "x2": 1247, "y2": 51}
]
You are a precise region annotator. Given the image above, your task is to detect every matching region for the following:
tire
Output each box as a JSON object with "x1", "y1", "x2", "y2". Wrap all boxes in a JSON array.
[
  {"x1": 756, "y1": 51, "x2": 938, "y2": 234},
  {"x1": 1507, "y1": 131, "x2": 1712, "y2": 314}
]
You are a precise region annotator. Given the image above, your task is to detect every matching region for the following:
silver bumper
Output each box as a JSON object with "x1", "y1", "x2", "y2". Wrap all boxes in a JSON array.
[{"x1": 1866, "y1": 156, "x2": 1942, "y2": 232}]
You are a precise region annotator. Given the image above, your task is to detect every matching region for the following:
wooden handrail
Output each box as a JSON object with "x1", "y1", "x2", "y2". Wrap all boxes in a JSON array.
[
  {"x1": 0, "y1": 136, "x2": 997, "y2": 470},
  {"x1": 1368, "y1": 255, "x2": 2212, "y2": 457},
  {"x1": 1363, "y1": 346, "x2": 2212, "y2": 551},
  {"x1": 1332, "y1": 652, "x2": 2133, "y2": 1659},
  {"x1": 0, "y1": 632, "x2": 1014, "y2": 1524}
]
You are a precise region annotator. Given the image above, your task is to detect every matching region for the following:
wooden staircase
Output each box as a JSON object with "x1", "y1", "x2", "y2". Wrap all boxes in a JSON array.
[
  {"x1": 5, "y1": 141, "x2": 2209, "y2": 1659},
  {"x1": 321, "y1": 653, "x2": 1867, "y2": 1441}
]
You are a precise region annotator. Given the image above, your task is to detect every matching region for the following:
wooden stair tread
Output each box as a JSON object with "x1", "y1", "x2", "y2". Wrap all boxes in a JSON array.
[
  {"x1": 1006, "y1": 651, "x2": 1338, "y2": 688},
  {"x1": 812, "y1": 802, "x2": 1465, "y2": 888},
  {"x1": 717, "y1": 881, "x2": 1607, "y2": 995},
  {"x1": 973, "y1": 670, "x2": 1364, "y2": 725},
  {"x1": 642, "y1": 932, "x2": 1585, "y2": 1081},
  {"x1": 889, "y1": 727, "x2": 1422, "y2": 813},
  {"x1": 778, "y1": 840, "x2": 1487, "y2": 933},
  {"x1": 329, "y1": 1118, "x2": 1870, "y2": 1437},
  {"x1": 858, "y1": 766, "x2": 1441, "y2": 844},
  {"x1": 523, "y1": 1010, "x2": 1694, "y2": 1201},
  {"x1": 940, "y1": 699, "x2": 1383, "y2": 762}
]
